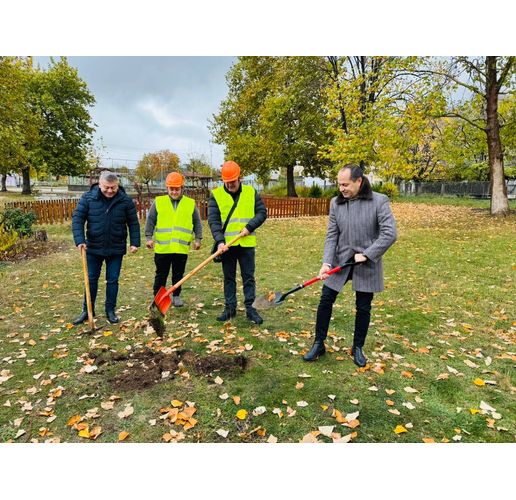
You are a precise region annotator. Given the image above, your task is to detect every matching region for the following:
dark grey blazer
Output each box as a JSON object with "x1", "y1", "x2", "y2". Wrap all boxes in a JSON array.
[{"x1": 323, "y1": 192, "x2": 397, "y2": 293}]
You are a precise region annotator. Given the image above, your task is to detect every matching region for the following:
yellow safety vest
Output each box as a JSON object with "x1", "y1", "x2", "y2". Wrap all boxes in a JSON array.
[
  {"x1": 154, "y1": 195, "x2": 195, "y2": 254},
  {"x1": 212, "y1": 184, "x2": 256, "y2": 247}
]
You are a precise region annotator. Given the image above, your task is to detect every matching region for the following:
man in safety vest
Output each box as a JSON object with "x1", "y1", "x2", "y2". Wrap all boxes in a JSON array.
[
  {"x1": 208, "y1": 161, "x2": 267, "y2": 324},
  {"x1": 145, "y1": 172, "x2": 202, "y2": 307}
]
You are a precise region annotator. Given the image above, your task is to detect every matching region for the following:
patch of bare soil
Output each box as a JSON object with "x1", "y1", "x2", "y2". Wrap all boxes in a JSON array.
[
  {"x1": 89, "y1": 348, "x2": 248, "y2": 391},
  {"x1": 0, "y1": 240, "x2": 70, "y2": 262}
]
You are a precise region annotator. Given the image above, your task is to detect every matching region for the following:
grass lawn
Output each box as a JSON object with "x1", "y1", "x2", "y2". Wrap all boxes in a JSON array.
[{"x1": 0, "y1": 201, "x2": 514, "y2": 443}]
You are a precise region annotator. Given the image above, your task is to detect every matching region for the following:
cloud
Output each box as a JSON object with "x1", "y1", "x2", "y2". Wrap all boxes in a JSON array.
[{"x1": 138, "y1": 97, "x2": 197, "y2": 129}]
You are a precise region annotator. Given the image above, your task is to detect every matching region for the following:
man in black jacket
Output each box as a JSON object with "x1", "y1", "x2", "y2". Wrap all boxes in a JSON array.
[
  {"x1": 208, "y1": 161, "x2": 267, "y2": 324},
  {"x1": 71, "y1": 171, "x2": 141, "y2": 324}
]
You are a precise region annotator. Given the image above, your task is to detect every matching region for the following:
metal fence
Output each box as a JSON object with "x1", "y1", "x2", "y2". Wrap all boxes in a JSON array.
[{"x1": 398, "y1": 180, "x2": 516, "y2": 199}]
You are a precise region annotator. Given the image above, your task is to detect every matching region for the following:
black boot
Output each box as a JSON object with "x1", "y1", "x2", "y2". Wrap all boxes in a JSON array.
[
  {"x1": 217, "y1": 307, "x2": 236, "y2": 322},
  {"x1": 106, "y1": 311, "x2": 120, "y2": 324},
  {"x1": 352, "y1": 346, "x2": 367, "y2": 367},
  {"x1": 303, "y1": 340, "x2": 326, "y2": 362},
  {"x1": 72, "y1": 310, "x2": 93, "y2": 326},
  {"x1": 246, "y1": 307, "x2": 263, "y2": 325}
]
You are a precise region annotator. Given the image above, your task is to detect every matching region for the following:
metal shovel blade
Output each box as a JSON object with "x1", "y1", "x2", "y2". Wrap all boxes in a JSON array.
[
  {"x1": 152, "y1": 286, "x2": 172, "y2": 316},
  {"x1": 252, "y1": 291, "x2": 284, "y2": 310}
]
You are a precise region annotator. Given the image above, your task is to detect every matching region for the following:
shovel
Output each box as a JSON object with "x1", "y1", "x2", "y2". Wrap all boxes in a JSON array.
[
  {"x1": 253, "y1": 259, "x2": 361, "y2": 310},
  {"x1": 80, "y1": 246, "x2": 96, "y2": 332},
  {"x1": 149, "y1": 234, "x2": 243, "y2": 335}
]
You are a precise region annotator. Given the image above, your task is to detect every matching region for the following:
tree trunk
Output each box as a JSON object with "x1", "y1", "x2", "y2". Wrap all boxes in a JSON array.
[
  {"x1": 21, "y1": 166, "x2": 32, "y2": 195},
  {"x1": 286, "y1": 165, "x2": 298, "y2": 197},
  {"x1": 1, "y1": 174, "x2": 7, "y2": 192},
  {"x1": 485, "y1": 56, "x2": 509, "y2": 216}
]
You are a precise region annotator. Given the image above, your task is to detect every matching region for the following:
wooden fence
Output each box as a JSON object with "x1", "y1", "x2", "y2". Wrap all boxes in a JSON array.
[{"x1": 5, "y1": 194, "x2": 330, "y2": 225}]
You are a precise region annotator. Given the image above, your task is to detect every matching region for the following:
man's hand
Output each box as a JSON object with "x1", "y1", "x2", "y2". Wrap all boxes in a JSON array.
[
  {"x1": 218, "y1": 242, "x2": 229, "y2": 253},
  {"x1": 146, "y1": 240, "x2": 154, "y2": 250},
  {"x1": 77, "y1": 243, "x2": 87, "y2": 251},
  {"x1": 129, "y1": 246, "x2": 138, "y2": 254},
  {"x1": 240, "y1": 228, "x2": 251, "y2": 237},
  {"x1": 319, "y1": 264, "x2": 331, "y2": 280},
  {"x1": 193, "y1": 239, "x2": 201, "y2": 250},
  {"x1": 354, "y1": 253, "x2": 367, "y2": 263}
]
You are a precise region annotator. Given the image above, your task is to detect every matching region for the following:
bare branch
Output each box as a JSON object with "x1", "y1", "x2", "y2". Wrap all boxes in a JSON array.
[{"x1": 437, "y1": 112, "x2": 486, "y2": 132}]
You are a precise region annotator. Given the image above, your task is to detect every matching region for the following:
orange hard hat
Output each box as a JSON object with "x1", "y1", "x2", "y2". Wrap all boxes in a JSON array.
[
  {"x1": 221, "y1": 161, "x2": 241, "y2": 182},
  {"x1": 165, "y1": 172, "x2": 184, "y2": 188}
]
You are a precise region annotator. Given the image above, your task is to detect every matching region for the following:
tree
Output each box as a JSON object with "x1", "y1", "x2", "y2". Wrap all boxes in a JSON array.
[
  {"x1": 0, "y1": 57, "x2": 96, "y2": 195},
  {"x1": 210, "y1": 57, "x2": 332, "y2": 197},
  {"x1": 420, "y1": 57, "x2": 515, "y2": 215},
  {"x1": 135, "y1": 149, "x2": 180, "y2": 194},
  {"x1": 184, "y1": 155, "x2": 213, "y2": 176}
]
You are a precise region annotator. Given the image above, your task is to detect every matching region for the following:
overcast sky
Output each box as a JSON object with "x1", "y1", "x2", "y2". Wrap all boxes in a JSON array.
[{"x1": 34, "y1": 56, "x2": 236, "y2": 170}]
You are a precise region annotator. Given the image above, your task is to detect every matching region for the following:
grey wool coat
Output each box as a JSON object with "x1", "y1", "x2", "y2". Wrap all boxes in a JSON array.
[{"x1": 323, "y1": 191, "x2": 397, "y2": 293}]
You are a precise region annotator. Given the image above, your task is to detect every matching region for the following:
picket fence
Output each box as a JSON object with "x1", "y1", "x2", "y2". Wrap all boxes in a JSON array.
[{"x1": 5, "y1": 194, "x2": 331, "y2": 225}]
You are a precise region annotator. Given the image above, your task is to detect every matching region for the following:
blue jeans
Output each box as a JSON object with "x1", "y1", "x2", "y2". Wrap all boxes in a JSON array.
[{"x1": 83, "y1": 253, "x2": 124, "y2": 314}]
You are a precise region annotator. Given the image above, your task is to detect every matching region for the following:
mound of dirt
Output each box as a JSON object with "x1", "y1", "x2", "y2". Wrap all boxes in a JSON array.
[
  {"x1": 0, "y1": 240, "x2": 70, "y2": 262},
  {"x1": 89, "y1": 348, "x2": 248, "y2": 391}
]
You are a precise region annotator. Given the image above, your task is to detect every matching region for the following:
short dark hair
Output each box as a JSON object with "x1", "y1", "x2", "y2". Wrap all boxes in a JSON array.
[{"x1": 339, "y1": 164, "x2": 364, "y2": 181}]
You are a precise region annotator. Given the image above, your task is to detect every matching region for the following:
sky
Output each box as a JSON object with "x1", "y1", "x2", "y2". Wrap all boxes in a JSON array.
[{"x1": 34, "y1": 56, "x2": 236, "y2": 170}]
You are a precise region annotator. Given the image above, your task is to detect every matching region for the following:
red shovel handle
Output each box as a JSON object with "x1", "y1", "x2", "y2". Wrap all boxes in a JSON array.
[{"x1": 303, "y1": 266, "x2": 343, "y2": 287}]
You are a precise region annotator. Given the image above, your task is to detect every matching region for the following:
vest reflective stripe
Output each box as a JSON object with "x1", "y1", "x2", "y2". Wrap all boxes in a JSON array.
[
  {"x1": 154, "y1": 195, "x2": 195, "y2": 254},
  {"x1": 212, "y1": 185, "x2": 256, "y2": 247}
]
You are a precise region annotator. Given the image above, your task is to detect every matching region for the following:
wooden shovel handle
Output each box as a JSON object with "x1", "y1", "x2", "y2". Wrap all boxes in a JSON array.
[
  {"x1": 81, "y1": 247, "x2": 95, "y2": 330},
  {"x1": 162, "y1": 233, "x2": 243, "y2": 299}
]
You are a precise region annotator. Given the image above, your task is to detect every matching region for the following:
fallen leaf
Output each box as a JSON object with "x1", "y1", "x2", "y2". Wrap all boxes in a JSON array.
[
  {"x1": 219, "y1": 393, "x2": 229, "y2": 400},
  {"x1": 298, "y1": 373, "x2": 312, "y2": 378},
  {"x1": 469, "y1": 408, "x2": 480, "y2": 415},
  {"x1": 267, "y1": 435, "x2": 278, "y2": 443},
  {"x1": 214, "y1": 376, "x2": 224, "y2": 385},
  {"x1": 422, "y1": 438, "x2": 435, "y2": 443},
  {"x1": 118, "y1": 431, "x2": 129, "y2": 441},
  {"x1": 349, "y1": 399, "x2": 359, "y2": 405},
  {"x1": 401, "y1": 371, "x2": 413, "y2": 378},
  {"x1": 386, "y1": 400, "x2": 395, "y2": 406},
  {"x1": 171, "y1": 400, "x2": 183, "y2": 407},
  {"x1": 101, "y1": 401, "x2": 115, "y2": 410},
  {"x1": 436, "y1": 373, "x2": 449, "y2": 380},
  {"x1": 394, "y1": 425, "x2": 407, "y2": 434},
  {"x1": 117, "y1": 404, "x2": 134, "y2": 419},
  {"x1": 463, "y1": 359, "x2": 478, "y2": 368},
  {"x1": 368, "y1": 386, "x2": 378, "y2": 391},
  {"x1": 388, "y1": 409, "x2": 401, "y2": 415},
  {"x1": 232, "y1": 396, "x2": 241, "y2": 405},
  {"x1": 385, "y1": 389, "x2": 396, "y2": 395},
  {"x1": 318, "y1": 426, "x2": 335, "y2": 437},
  {"x1": 473, "y1": 378, "x2": 485, "y2": 386},
  {"x1": 300, "y1": 432, "x2": 319, "y2": 443},
  {"x1": 295, "y1": 382, "x2": 304, "y2": 390},
  {"x1": 67, "y1": 415, "x2": 81, "y2": 426},
  {"x1": 403, "y1": 402, "x2": 416, "y2": 410},
  {"x1": 404, "y1": 386, "x2": 418, "y2": 393},
  {"x1": 236, "y1": 409, "x2": 248, "y2": 420},
  {"x1": 480, "y1": 401, "x2": 496, "y2": 413},
  {"x1": 252, "y1": 406, "x2": 267, "y2": 416},
  {"x1": 297, "y1": 401, "x2": 308, "y2": 407},
  {"x1": 216, "y1": 429, "x2": 229, "y2": 438},
  {"x1": 333, "y1": 433, "x2": 353, "y2": 443}
]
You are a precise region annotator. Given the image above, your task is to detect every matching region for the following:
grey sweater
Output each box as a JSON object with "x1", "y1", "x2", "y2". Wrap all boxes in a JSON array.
[{"x1": 144, "y1": 195, "x2": 203, "y2": 241}]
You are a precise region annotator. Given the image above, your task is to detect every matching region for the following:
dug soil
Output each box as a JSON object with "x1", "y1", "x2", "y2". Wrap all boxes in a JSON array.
[
  {"x1": 89, "y1": 347, "x2": 248, "y2": 391},
  {"x1": 0, "y1": 240, "x2": 70, "y2": 262}
]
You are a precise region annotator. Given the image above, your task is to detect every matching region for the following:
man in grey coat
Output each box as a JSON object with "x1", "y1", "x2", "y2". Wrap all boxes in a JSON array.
[{"x1": 303, "y1": 164, "x2": 397, "y2": 367}]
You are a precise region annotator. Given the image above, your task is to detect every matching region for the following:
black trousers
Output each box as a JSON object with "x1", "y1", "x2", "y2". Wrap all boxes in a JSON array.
[
  {"x1": 153, "y1": 253, "x2": 188, "y2": 297},
  {"x1": 315, "y1": 282, "x2": 374, "y2": 349},
  {"x1": 221, "y1": 246, "x2": 256, "y2": 310}
]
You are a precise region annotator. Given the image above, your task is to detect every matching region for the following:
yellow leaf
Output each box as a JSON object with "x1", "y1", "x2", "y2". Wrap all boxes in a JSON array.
[
  {"x1": 469, "y1": 408, "x2": 480, "y2": 415},
  {"x1": 171, "y1": 400, "x2": 183, "y2": 407},
  {"x1": 103, "y1": 330, "x2": 113, "y2": 337},
  {"x1": 401, "y1": 371, "x2": 413, "y2": 378},
  {"x1": 320, "y1": 404, "x2": 329, "y2": 411},
  {"x1": 422, "y1": 438, "x2": 435, "y2": 443},
  {"x1": 385, "y1": 400, "x2": 395, "y2": 406},
  {"x1": 473, "y1": 378, "x2": 485, "y2": 386},
  {"x1": 78, "y1": 428, "x2": 90, "y2": 438},
  {"x1": 118, "y1": 431, "x2": 129, "y2": 441},
  {"x1": 67, "y1": 415, "x2": 81, "y2": 426},
  {"x1": 394, "y1": 425, "x2": 407, "y2": 434},
  {"x1": 90, "y1": 426, "x2": 102, "y2": 439},
  {"x1": 232, "y1": 396, "x2": 241, "y2": 405},
  {"x1": 236, "y1": 409, "x2": 248, "y2": 420}
]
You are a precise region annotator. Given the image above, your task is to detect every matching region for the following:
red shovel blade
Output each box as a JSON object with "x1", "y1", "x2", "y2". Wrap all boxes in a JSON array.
[{"x1": 153, "y1": 286, "x2": 172, "y2": 315}]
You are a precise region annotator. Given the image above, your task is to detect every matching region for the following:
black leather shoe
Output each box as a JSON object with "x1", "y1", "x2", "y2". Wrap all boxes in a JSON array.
[
  {"x1": 72, "y1": 310, "x2": 92, "y2": 325},
  {"x1": 352, "y1": 346, "x2": 367, "y2": 367},
  {"x1": 246, "y1": 307, "x2": 263, "y2": 325},
  {"x1": 303, "y1": 340, "x2": 326, "y2": 362},
  {"x1": 106, "y1": 311, "x2": 120, "y2": 324},
  {"x1": 217, "y1": 308, "x2": 236, "y2": 322}
]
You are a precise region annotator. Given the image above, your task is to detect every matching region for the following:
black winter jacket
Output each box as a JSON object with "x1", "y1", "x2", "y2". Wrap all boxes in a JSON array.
[{"x1": 72, "y1": 184, "x2": 141, "y2": 256}]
